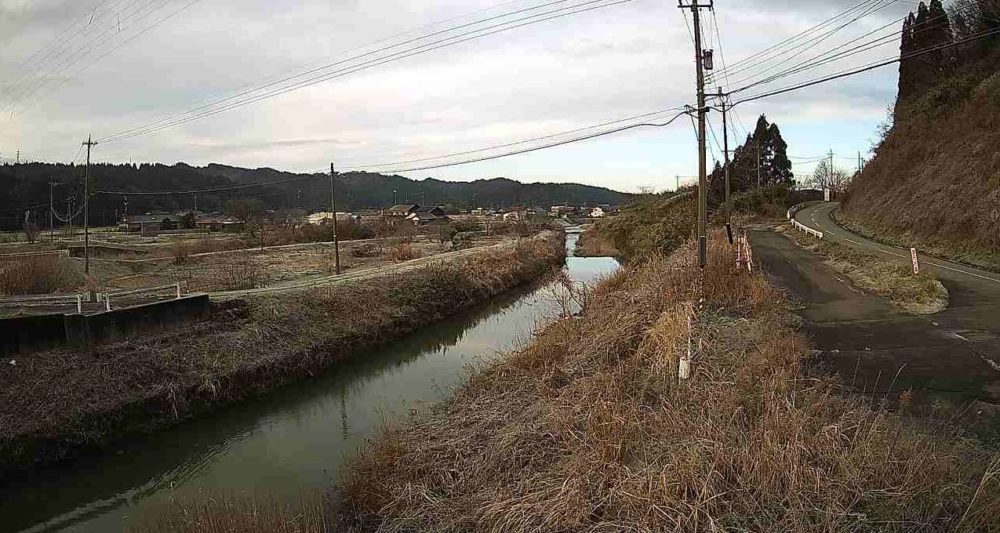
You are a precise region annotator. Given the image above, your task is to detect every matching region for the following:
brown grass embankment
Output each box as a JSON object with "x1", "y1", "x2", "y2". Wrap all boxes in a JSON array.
[
  {"x1": 841, "y1": 55, "x2": 1000, "y2": 271},
  {"x1": 338, "y1": 232, "x2": 1000, "y2": 531},
  {"x1": 777, "y1": 223, "x2": 949, "y2": 315},
  {"x1": 0, "y1": 233, "x2": 566, "y2": 476},
  {"x1": 572, "y1": 226, "x2": 620, "y2": 257}
]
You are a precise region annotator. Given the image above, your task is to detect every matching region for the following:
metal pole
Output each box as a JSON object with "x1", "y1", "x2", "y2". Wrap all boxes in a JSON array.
[{"x1": 330, "y1": 163, "x2": 341, "y2": 275}]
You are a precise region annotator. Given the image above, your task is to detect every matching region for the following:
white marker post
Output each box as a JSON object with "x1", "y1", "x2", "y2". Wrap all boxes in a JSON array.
[{"x1": 911, "y1": 248, "x2": 920, "y2": 275}]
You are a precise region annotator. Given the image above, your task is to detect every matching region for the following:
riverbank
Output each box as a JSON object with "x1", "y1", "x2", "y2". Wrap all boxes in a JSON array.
[
  {"x1": 0, "y1": 232, "x2": 566, "y2": 477},
  {"x1": 338, "y1": 231, "x2": 999, "y2": 531}
]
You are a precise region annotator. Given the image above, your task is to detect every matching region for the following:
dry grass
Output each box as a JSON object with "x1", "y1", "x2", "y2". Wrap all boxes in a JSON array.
[
  {"x1": 0, "y1": 232, "x2": 566, "y2": 475},
  {"x1": 385, "y1": 241, "x2": 420, "y2": 262},
  {"x1": 0, "y1": 255, "x2": 84, "y2": 295},
  {"x1": 842, "y1": 55, "x2": 1000, "y2": 271},
  {"x1": 338, "y1": 231, "x2": 1000, "y2": 532},
  {"x1": 778, "y1": 223, "x2": 949, "y2": 314},
  {"x1": 219, "y1": 254, "x2": 267, "y2": 290},
  {"x1": 573, "y1": 226, "x2": 620, "y2": 257}
]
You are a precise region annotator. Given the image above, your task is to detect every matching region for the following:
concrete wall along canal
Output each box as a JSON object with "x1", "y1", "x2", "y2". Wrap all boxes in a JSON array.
[{"x1": 0, "y1": 295, "x2": 211, "y2": 356}]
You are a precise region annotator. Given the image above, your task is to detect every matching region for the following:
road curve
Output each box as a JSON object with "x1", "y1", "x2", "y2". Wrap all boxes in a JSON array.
[
  {"x1": 794, "y1": 202, "x2": 1000, "y2": 288},
  {"x1": 749, "y1": 204, "x2": 1000, "y2": 404}
]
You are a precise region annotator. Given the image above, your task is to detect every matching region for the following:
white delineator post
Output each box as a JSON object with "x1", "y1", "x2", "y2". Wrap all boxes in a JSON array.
[
  {"x1": 679, "y1": 313, "x2": 692, "y2": 381},
  {"x1": 911, "y1": 248, "x2": 920, "y2": 274}
]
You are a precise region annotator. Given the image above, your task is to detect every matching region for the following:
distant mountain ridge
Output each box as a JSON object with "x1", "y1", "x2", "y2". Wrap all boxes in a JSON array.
[{"x1": 0, "y1": 162, "x2": 633, "y2": 229}]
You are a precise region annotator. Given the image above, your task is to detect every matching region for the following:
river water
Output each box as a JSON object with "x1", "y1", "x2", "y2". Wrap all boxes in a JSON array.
[{"x1": 2, "y1": 231, "x2": 618, "y2": 533}]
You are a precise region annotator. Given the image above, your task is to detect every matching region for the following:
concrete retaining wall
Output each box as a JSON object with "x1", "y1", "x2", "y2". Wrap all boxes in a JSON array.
[{"x1": 1, "y1": 295, "x2": 210, "y2": 356}]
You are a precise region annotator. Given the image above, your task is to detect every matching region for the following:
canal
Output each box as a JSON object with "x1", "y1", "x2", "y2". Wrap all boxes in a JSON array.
[{"x1": 1, "y1": 230, "x2": 618, "y2": 532}]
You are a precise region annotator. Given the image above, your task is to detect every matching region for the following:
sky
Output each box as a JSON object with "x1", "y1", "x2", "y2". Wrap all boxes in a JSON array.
[{"x1": 0, "y1": 0, "x2": 912, "y2": 193}]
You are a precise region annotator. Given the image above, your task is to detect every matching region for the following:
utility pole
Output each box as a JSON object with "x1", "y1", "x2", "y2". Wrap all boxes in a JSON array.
[
  {"x1": 49, "y1": 178, "x2": 55, "y2": 242},
  {"x1": 717, "y1": 87, "x2": 731, "y2": 222},
  {"x1": 680, "y1": 0, "x2": 712, "y2": 267},
  {"x1": 330, "y1": 162, "x2": 341, "y2": 275},
  {"x1": 82, "y1": 135, "x2": 97, "y2": 275}
]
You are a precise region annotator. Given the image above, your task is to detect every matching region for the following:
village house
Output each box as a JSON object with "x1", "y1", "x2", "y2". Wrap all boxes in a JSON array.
[
  {"x1": 119, "y1": 213, "x2": 183, "y2": 234},
  {"x1": 405, "y1": 205, "x2": 449, "y2": 225},
  {"x1": 194, "y1": 214, "x2": 245, "y2": 233},
  {"x1": 307, "y1": 212, "x2": 359, "y2": 225},
  {"x1": 385, "y1": 204, "x2": 420, "y2": 217},
  {"x1": 550, "y1": 205, "x2": 578, "y2": 218}
]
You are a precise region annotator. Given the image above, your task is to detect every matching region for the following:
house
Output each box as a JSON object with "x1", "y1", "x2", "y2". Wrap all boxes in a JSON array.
[
  {"x1": 550, "y1": 205, "x2": 577, "y2": 218},
  {"x1": 405, "y1": 206, "x2": 450, "y2": 225},
  {"x1": 119, "y1": 213, "x2": 182, "y2": 234},
  {"x1": 195, "y1": 215, "x2": 245, "y2": 233},
  {"x1": 527, "y1": 207, "x2": 549, "y2": 218},
  {"x1": 307, "y1": 212, "x2": 358, "y2": 225},
  {"x1": 503, "y1": 208, "x2": 528, "y2": 222},
  {"x1": 385, "y1": 204, "x2": 420, "y2": 217},
  {"x1": 590, "y1": 206, "x2": 607, "y2": 218}
]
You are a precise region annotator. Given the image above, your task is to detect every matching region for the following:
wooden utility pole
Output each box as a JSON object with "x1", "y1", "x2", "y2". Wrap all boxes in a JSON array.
[
  {"x1": 717, "y1": 88, "x2": 731, "y2": 222},
  {"x1": 82, "y1": 135, "x2": 97, "y2": 274},
  {"x1": 681, "y1": 0, "x2": 712, "y2": 267},
  {"x1": 49, "y1": 178, "x2": 55, "y2": 241},
  {"x1": 330, "y1": 163, "x2": 341, "y2": 275}
]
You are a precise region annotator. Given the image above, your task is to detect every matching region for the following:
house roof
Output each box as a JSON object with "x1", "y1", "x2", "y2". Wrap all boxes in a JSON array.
[
  {"x1": 407, "y1": 211, "x2": 448, "y2": 221},
  {"x1": 124, "y1": 213, "x2": 182, "y2": 224},
  {"x1": 387, "y1": 204, "x2": 419, "y2": 214}
]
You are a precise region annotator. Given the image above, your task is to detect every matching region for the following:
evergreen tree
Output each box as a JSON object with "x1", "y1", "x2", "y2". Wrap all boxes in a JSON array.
[{"x1": 708, "y1": 114, "x2": 794, "y2": 206}]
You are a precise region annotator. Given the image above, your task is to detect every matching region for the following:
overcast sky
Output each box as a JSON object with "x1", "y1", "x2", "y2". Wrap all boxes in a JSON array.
[{"x1": 0, "y1": 0, "x2": 912, "y2": 192}]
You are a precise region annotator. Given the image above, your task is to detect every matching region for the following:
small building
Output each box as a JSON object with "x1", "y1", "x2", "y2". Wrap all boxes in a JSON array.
[
  {"x1": 119, "y1": 213, "x2": 182, "y2": 234},
  {"x1": 195, "y1": 215, "x2": 245, "y2": 233},
  {"x1": 550, "y1": 205, "x2": 577, "y2": 218},
  {"x1": 307, "y1": 212, "x2": 358, "y2": 225},
  {"x1": 503, "y1": 209, "x2": 527, "y2": 222},
  {"x1": 405, "y1": 206, "x2": 449, "y2": 225},
  {"x1": 590, "y1": 207, "x2": 607, "y2": 218},
  {"x1": 385, "y1": 204, "x2": 420, "y2": 217}
]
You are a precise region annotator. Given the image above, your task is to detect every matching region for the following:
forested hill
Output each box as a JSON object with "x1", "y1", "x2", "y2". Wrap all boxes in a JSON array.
[
  {"x1": 840, "y1": 0, "x2": 1000, "y2": 266},
  {"x1": 0, "y1": 162, "x2": 632, "y2": 229}
]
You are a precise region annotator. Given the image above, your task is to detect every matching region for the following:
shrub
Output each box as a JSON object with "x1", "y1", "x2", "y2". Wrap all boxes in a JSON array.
[
  {"x1": 0, "y1": 256, "x2": 83, "y2": 295},
  {"x1": 219, "y1": 255, "x2": 266, "y2": 291},
  {"x1": 385, "y1": 241, "x2": 419, "y2": 261}
]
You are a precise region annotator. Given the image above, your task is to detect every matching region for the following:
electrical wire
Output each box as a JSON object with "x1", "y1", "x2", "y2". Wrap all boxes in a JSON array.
[
  {"x1": 4, "y1": 0, "x2": 172, "y2": 110},
  {"x1": 731, "y1": 26, "x2": 1000, "y2": 107},
  {"x1": 97, "y1": 0, "x2": 632, "y2": 144},
  {"x1": 340, "y1": 107, "x2": 686, "y2": 169},
  {"x1": 18, "y1": 0, "x2": 205, "y2": 114}
]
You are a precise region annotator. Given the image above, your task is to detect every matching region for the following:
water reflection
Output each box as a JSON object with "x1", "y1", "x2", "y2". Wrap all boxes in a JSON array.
[{"x1": 2, "y1": 232, "x2": 618, "y2": 533}]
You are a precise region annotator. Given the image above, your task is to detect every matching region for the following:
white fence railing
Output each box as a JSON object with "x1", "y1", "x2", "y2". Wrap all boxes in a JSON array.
[
  {"x1": 0, "y1": 292, "x2": 91, "y2": 313},
  {"x1": 99, "y1": 283, "x2": 184, "y2": 311}
]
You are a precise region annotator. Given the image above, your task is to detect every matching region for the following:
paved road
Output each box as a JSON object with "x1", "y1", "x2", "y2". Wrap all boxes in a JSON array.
[{"x1": 750, "y1": 204, "x2": 1000, "y2": 404}]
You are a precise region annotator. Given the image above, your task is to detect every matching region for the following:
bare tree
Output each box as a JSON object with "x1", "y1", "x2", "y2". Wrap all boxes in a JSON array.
[
  {"x1": 811, "y1": 160, "x2": 852, "y2": 193},
  {"x1": 24, "y1": 222, "x2": 40, "y2": 244}
]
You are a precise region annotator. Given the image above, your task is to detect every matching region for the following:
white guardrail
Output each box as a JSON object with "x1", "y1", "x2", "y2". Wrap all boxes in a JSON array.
[{"x1": 786, "y1": 203, "x2": 824, "y2": 240}]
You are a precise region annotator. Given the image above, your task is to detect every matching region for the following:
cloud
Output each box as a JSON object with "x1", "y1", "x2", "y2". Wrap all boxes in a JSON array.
[{"x1": 0, "y1": 0, "x2": 912, "y2": 192}]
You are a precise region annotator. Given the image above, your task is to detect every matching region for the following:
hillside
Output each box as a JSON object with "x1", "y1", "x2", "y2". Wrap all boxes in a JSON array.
[
  {"x1": 840, "y1": 0, "x2": 1000, "y2": 269},
  {"x1": 0, "y1": 162, "x2": 632, "y2": 230}
]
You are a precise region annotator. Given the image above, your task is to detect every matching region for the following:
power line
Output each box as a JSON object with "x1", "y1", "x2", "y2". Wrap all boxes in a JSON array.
[
  {"x1": 4, "y1": 0, "x2": 171, "y2": 110},
  {"x1": 369, "y1": 111, "x2": 689, "y2": 174},
  {"x1": 97, "y1": 0, "x2": 632, "y2": 144},
  {"x1": 731, "y1": 26, "x2": 1000, "y2": 107},
  {"x1": 18, "y1": 0, "x2": 205, "y2": 114},
  {"x1": 340, "y1": 107, "x2": 685, "y2": 169}
]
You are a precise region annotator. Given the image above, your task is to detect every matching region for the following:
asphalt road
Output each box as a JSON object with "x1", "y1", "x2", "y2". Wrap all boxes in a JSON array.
[{"x1": 750, "y1": 203, "x2": 1000, "y2": 404}]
